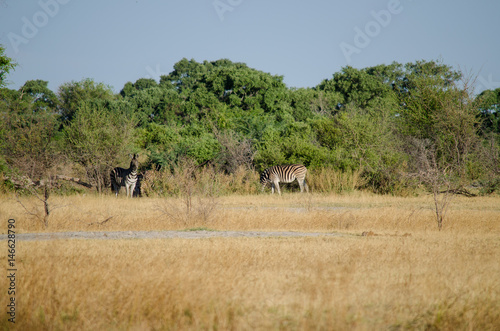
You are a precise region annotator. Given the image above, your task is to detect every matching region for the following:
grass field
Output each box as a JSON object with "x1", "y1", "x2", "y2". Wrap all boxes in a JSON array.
[{"x1": 1, "y1": 192, "x2": 499, "y2": 330}]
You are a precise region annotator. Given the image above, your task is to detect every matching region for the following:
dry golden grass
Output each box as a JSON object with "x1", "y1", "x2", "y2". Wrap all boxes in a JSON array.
[
  {"x1": 1, "y1": 192, "x2": 498, "y2": 234},
  {"x1": 1, "y1": 192, "x2": 500, "y2": 330}
]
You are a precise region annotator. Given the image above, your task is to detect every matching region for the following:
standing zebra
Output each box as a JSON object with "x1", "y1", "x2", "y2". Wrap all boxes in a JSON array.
[
  {"x1": 260, "y1": 164, "x2": 309, "y2": 195},
  {"x1": 110, "y1": 154, "x2": 139, "y2": 198}
]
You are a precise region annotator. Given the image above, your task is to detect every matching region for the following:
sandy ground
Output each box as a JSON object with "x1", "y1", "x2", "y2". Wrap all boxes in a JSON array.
[{"x1": 0, "y1": 230, "x2": 344, "y2": 241}]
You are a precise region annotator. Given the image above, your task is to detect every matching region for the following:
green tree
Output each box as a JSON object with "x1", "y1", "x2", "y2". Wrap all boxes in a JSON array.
[
  {"x1": 160, "y1": 58, "x2": 208, "y2": 95},
  {"x1": 397, "y1": 65, "x2": 486, "y2": 197},
  {"x1": 0, "y1": 45, "x2": 16, "y2": 88},
  {"x1": 396, "y1": 60, "x2": 463, "y2": 139},
  {"x1": 126, "y1": 86, "x2": 164, "y2": 126},
  {"x1": 136, "y1": 122, "x2": 182, "y2": 170},
  {"x1": 312, "y1": 104, "x2": 403, "y2": 191},
  {"x1": 0, "y1": 106, "x2": 60, "y2": 183},
  {"x1": 477, "y1": 88, "x2": 500, "y2": 135},
  {"x1": 0, "y1": 101, "x2": 61, "y2": 227},
  {"x1": 395, "y1": 60, "x2": 462, "y2": 93},
  {"x1": 63, "y1": 102, "x2": 137, "y2": 192},
  {"x1": 0, "y1": 87, "x2": 33, "y2": 116},
  {"x1": 119, "y1": 78, "x2": 158, "y2": 98},
  {"x1": 19, "y1": 79, "x2": 59, "y2": 112},
  {"x1": 289, "y1": 88, "x2": 337, "y2": 121},
  {"x1": 58, "y1": 78, "x2": 115, "y2": 122},
  {"x1": 316, "y1": 64, "x2": 399, "y2": 110},
  {"x1": 203, "y1": 63, "x2": 287, "y2": 112}
]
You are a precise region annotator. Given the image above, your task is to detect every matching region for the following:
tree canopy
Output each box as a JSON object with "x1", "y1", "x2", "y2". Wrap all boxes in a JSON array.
[
  {"x1": 0, "y1": 50, "x2": 498, "y2": 195},
  {"x1": 0, "y1": 46, "x2": 16, "y2": 89}
]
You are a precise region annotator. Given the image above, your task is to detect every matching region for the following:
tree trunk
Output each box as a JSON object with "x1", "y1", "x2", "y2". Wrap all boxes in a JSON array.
[{"x1": 43, "y1": 184, "x2": 50, "y2": 228}]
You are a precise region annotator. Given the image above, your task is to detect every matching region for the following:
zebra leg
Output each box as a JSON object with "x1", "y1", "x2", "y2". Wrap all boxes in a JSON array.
[
  {"x1": 130, "y1": 182, "x2": 137, "y2": 198},
  {"x1": 298, "y1": 178, "x2": 309, "y2": 193},
  {"x1": 298, "y1": 178, "x2": 304, "y2": 193},
  {"x1": 273, "y1": 180, "x2": 281, "y2": 195},
  {"x1": 112, "y1": 183, "x2": 119, "y2": 197}
]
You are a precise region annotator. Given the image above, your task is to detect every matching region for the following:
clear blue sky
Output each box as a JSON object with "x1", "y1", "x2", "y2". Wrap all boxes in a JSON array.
[{"x1": 1, "y1": 0, "x2": 499, "y2": 94}]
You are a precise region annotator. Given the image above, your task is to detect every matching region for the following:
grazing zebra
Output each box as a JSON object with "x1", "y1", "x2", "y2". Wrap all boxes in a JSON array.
[
  {"x1": 260, "y1": 164, "x2": 309, "y2": 195},
  {"x1": 110, "y1": 154, "x2": 139, "y2": 198}
]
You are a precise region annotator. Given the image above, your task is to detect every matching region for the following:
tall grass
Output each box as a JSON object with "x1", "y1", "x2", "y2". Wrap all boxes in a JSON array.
[
  {"x1": 2, "y1": 193, "x2": 499, "y2": 233},
  {"x1": 308, "y1": 167, "x2": 364, "y2": 193},
  {"x1": 2, "y1": 233, "x2": 499, "y2": 330},
  {"x1": 140, "y1": 165, "x2": 365, "y2": 197},
  {"x1": 141, "y1": 165, "x2": 260, "y2": 197},
  {"x1": 1, "y1": 193, "x2": 499, "y2": 329}
]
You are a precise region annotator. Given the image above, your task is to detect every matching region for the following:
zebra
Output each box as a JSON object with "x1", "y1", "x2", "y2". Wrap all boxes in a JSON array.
[
  {"x1": 110, "y1": 154, "x2": 139, "y2": 198},
  {"x1": 260, "y1": 164, "x2": 309, "y2": 195}
]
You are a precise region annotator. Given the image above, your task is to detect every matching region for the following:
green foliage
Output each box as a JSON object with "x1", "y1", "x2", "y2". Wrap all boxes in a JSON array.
[
  {"x1": 253, "y1": 125, "x2": 287, "y2": 170},
  {"x1": 396, "y1": 68, "x2": 483, "y2": 185},
  {"x1": 317, "y1": 63, "x2": 401, "y2": 111},
  {"x1": 0, "y1": 77, "x2": 61, "y2": 183},
  {"x1": 0, "y1": 87, "x2": 34, "y2": 117},
  {"x1": 58, "y1": 78, "x2": 115, "y2": 122},
  {"x1": 322, "y1": 66, "x2": 391, "y2": 109},
  {"x1": 477, "y1": 88, "x2": 500, "y2": 135},
  {"x1": 0, "y1": 45, "x2": 16, "y2": 88},
  {"x1": 160, "y1": 58, "x2": 208, "y2": 94},
  {"x1": 183, "y1": 133, "x2": 220, "y2": 164},
  {"x1": 0, "y1": 107, "x2": 60, "y2": 182},
  {"x1": 312, "y1": 106, "x2": 401, "y2": 169},
  {"x1": 395, "y1": 60, "x2": 463, "y2": 137},
  {"x1": 63, "y1": 101, "x2": 137, "y2": 192},
  {"x1": 19, "y1": 80, "x2": 59, "y2": 111},
  {"x1": 0, "y1": 54, "x2": 497, "y2": 195}
]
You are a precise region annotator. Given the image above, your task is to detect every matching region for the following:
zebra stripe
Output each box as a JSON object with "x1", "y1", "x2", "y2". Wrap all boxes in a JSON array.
[
  {"x1": 260, "y1": 164, "x2": 308, "y2": 195},
  {"x1": 110, "y1": 154, "x2": 139, "y2": 198}
]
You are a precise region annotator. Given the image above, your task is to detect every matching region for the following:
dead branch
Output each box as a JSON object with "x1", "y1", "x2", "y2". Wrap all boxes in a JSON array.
[
  {"x1": 55, "y1": 175, "x2": 93, "y2": 188},
  {"x1": 14, "y1": 193, "x2": 41, "y2": 220},
  {"x1": 87, "y1": 216, "x2": 113, "y2": 227},
  {"x1": 439, "y1": 188, "x2": 477, "y2": 197},
  {"x1": 4, "y1": 174, "x2": 93, "y2": 189}
]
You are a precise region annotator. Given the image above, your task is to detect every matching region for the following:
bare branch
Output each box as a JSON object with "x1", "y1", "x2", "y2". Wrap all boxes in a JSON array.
[{"x1": 87, "y1": 216, "x2": 113, "y2": 227}]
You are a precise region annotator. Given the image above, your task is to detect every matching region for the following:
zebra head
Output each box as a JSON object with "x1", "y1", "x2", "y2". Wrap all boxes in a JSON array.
[{"x1": 130, "y1": 154, "x2": 139, "y2": 171}]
